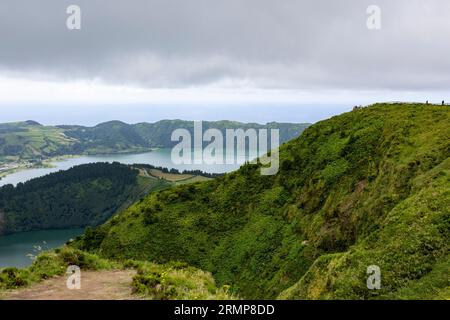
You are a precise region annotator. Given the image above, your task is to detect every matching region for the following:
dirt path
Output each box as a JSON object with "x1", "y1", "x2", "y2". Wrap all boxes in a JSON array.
[{"x1": 2, "y1": 270, "x2": 139, "y2": 300}]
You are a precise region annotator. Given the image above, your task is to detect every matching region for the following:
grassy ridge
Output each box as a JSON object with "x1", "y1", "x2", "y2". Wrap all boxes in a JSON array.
[{"x1": 75, "y1": 103, "x2": 449, "y2": 299}]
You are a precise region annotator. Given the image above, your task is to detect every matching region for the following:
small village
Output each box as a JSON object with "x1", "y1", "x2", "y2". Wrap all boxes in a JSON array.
[{"x1": 0, "y1": 160, "x2": 39, "y2": 179}]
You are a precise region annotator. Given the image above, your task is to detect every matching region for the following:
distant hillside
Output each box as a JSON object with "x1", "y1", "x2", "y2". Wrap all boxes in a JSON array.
[
  {"x1": 0, "y1": 121, "x2": 75, "y2": 160},
  {"x1": 75, "y1": 103, "x2": 450, "y2": 299},
  {"x1": 132, "y1": 120, "x2": 310, "y2": 150},
  {"x1": 0, "y1": 120, "x2": 310, "y2": 160}
]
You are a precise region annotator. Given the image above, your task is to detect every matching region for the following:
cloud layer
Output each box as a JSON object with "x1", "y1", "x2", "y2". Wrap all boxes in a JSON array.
[{"x1": 1, "y1": 0, "x2": 449, "y2": 91}]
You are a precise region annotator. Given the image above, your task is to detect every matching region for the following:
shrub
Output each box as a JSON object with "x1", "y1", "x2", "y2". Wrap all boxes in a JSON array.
[
  {"x1": 142, "y1": 202, "x2": 163, "y2": 225},
  {"x1": 0, "y1": 268, "x2": 29, "y2": 289},
  {"x1": 131, "y1": 262, "x2": 236, "y2": 300}
]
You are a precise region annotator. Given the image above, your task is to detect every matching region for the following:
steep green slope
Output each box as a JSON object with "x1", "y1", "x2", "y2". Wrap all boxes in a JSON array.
[
  {"x1": 0, "y1": 163, "x2": 170, "y2": 235},
  {"x1": 75, "y1": 103, "x2": 449, "y2": 299},
  {"x1": 279, "y1": 157, "x2": 450, "y2": 299}
]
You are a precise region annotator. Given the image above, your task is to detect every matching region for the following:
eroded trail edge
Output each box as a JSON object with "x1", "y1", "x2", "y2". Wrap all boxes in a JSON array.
[{"x1": 3, "y1": 270, "x2": 138, "y2": 300}]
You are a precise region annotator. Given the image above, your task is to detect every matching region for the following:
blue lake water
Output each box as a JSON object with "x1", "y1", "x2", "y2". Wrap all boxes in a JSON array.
[{"x1": 0, "y1": 229, "x2": 84, "y2": 268}]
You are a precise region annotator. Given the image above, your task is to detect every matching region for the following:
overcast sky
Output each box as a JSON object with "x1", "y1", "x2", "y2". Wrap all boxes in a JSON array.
[{"x1": 0, "y1": 0, "x2": 449, "y2": 125}]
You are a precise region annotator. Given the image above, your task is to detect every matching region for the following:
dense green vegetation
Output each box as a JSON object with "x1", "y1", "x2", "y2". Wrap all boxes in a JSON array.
[
  {"x1": 0, "y1": 163, "x2": 170, "y2": 235},
  {"x1": 75, "y1": 103, "x2": 450, "y2": 299},
  {"x1": 0, "y1": 120, "x2": 310, "y2": 160},
  {"x1": 129, "y1": 260, "x2": 235, "y2": 300}
]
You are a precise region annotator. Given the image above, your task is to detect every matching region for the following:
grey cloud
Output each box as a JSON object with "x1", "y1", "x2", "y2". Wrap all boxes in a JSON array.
[{"x1": 0, "y1": 0, "x2": 449, "y2": 90}]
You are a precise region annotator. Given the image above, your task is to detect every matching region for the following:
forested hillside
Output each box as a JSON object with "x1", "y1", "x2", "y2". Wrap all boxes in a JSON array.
[
  {"x1": 0, "y1": 163, "x2": 170, "y2": 235},
  {"x1": 131, "y1": 120, "x2": 310, "y2": 150},
  {"x1": 74, "y1": 103, "x2": 450, "y2": 299}
]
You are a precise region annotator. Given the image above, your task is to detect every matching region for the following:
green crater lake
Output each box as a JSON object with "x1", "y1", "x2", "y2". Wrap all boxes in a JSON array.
[{"x1": 0, "y1": 228, "x2": 84, "y2": 268}]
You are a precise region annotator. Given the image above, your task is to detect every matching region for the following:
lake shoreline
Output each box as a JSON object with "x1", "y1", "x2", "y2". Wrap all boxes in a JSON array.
[
  {"x1": 0, "y1": 155, "x2": 80, "y2": 181},
  {"x1": 0, "y1": 149, "x2": 160, "y2": 183},
  {"x1": 0, "y1": 228, "x2": 85, "y2": 268}
]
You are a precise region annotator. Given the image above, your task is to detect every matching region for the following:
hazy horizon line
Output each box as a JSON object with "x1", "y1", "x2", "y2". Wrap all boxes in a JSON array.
[{"x1": 1, "y1": 118, "x2": 313, "y2": 127}]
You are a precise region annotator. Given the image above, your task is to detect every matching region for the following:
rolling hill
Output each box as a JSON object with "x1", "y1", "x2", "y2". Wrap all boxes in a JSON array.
[
  {"x1": 73, "y1": 103, "x2": 450, "y2": 299},
  {"x1": 0, "y1": 121, "x2": 75, "y2": 160}
]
